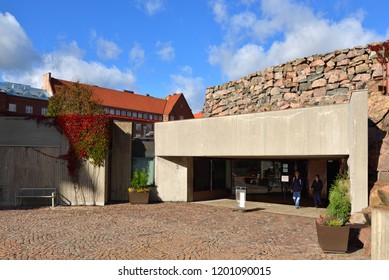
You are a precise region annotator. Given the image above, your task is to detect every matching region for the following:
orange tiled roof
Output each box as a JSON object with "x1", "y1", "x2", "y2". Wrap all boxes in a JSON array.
[
  {"x1": 194, "y1": 112, "x2": 202, "y2": 118},
  {"x1": 51, "y1": 78, "x2": 169, "y2": 115},
  {"x1": 163, "y1": 93, "x2": 182, "y2": 116}
]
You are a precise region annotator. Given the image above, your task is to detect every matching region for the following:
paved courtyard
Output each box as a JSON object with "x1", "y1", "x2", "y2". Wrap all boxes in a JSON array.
[{"x1": 0, "y1": 202, "x2": 369, "y2": 260}]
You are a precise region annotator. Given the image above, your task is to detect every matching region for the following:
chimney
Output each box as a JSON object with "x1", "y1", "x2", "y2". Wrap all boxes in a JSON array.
[{"x1": 42, "y1": 72, "x2": 54, "y2": 96}]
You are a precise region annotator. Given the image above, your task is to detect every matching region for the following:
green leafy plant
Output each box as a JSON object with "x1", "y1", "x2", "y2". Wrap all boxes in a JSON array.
[
  {"x1": 47, "y1": 81, "x2": 103, "y2": 117},
  {"x1": 129, "y1": 169, "x2": 150, "y2": 193},
  {"x1": 318, "y1": 173, "x2": 351, "y2": 227},
  {"x1": 46, "y1": 80, "x2": 110, "y2": 182}
]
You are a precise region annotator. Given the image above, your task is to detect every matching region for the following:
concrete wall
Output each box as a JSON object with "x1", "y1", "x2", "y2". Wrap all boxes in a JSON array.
[
  {"x1": 202, "y1": 41, "x2": 389, "y2": 183},
  {"x1": 156, "y1": 101, "x2": 350, "y2": 158},
  {"x1": 155, "y1": 91, "x2": 368, "y2": 211},
  {"x1": 371, "y1": 207, "x2": 389, "y2": 259},
  {"x1": 0, "y1": 117, "x2": 59, "y2": 147},
  {"x1": 348, "y1": 91, "x2": 368, "y2": 213},
  {"x1": 155, "y1": 156, "x2": 193, "y2": 202},
  {"x1": 0, "y1": 117, "x2": 106, "y2": 206},
  {"x1": 110, "y1": 121, "x2": 132, "y2": 201}
]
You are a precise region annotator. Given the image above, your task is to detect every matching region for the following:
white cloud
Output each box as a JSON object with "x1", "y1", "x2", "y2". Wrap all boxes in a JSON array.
[
  {"x1": 92, "y1": 31, "x2": 122, "y2": 60},
  {"x1": 2, "y1": 40, "x2": 136, "y2": 91},
  {"x1": 181, "y1": 65, "x2": 193, "y2": 75},
  {"x1": 135, "y1": 0, "x2": 164, "y2": 16},
  {"x1": 209, "y1": 0, "x2": 228, "y2": 24},
  {"x1": 208, "y1": 0, "x2": 384, "y2": 80},
  {"x1": 170, "y1": 66, "x2": 205, "y2": 113},
  {"x1": 209, "y1": 43, "x2": 264, "y2": 79},
  {"x1": 0, "y1": 12, "x2": 40, "y2": 71},
  {"x1": 0, "y1": 13, "x2": 136, "y2": 92},
  {"x1": 156, "y1": 41, "x2": 175, "y2": 62},
  {"x1": 129, "y1": 43, "x2": 145, "y2": 68}
]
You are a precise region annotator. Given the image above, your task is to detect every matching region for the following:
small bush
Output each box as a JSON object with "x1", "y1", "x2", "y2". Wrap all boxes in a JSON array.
[
  {"x1": 129, "y1": 169, "x2": 149, "y2": 193},
  {"x1": 325, "y1": 173, "x2": 351, "y2": 226}
]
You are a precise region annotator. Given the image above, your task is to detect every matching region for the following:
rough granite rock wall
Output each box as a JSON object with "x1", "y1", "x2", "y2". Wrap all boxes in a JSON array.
[{"x1": 202, "y1": 43, "x2": 389, "y2": 182}]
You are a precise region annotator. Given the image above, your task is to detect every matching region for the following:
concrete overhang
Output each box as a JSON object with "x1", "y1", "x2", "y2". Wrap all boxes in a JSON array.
[{"x1": 156, "y1": 102, "x2": 350, "y2": 157}]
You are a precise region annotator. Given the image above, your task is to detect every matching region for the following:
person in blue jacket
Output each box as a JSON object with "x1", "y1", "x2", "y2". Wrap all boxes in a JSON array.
[{"x1": 290, "y1": 171, "x2": 302, "y2": 209}]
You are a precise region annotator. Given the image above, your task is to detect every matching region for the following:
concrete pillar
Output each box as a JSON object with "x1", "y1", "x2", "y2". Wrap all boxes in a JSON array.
[
  {"x1": 371, "y1": 207, "x2": 389, "y2": 259},
  {"x1": 155, "y1": 156, "x2": 192, "y2": 202},
  {"x1": 348, "y1": 90, "x2": 368, "y2": 213}
]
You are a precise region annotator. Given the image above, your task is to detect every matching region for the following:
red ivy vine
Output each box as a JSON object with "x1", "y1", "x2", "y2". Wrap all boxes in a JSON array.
[
  {"x1": 55, "y1": 114, "x2": 111, "y2": 182},
  {"x1": 369, "y1": 40, "x2": 389, "y2": 66}
]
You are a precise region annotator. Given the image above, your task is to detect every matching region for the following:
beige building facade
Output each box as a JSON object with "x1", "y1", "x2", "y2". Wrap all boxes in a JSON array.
[{"x1": 155, "y1": 90, "x2": 368, "y2": 213}]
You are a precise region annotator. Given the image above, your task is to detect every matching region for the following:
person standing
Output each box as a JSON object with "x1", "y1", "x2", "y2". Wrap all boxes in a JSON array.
[
  {"x1": 311, "y1": 174, "x2": 323, "y2": 208},
  {"x1": 291, "y1": 171, "x2": 302, "y2": 209}
]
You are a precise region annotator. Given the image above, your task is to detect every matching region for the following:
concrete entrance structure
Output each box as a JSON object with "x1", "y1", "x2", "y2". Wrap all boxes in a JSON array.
[{"x1": 155, "y1": 90, "x2": 368, "y2": 213}]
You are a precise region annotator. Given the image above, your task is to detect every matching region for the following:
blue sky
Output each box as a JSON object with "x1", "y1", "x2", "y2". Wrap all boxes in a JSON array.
[{"x1": 1, "y1": 0, "x2": 388, "y2": 112}]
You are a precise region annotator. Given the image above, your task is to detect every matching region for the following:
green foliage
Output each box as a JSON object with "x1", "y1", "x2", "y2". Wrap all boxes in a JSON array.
[
  {"x1": 47, "y1": 81, "x2": 102, "y2": 116},
  {"x1": 319, "y1": 173, "x2": 351, "y2": 227},
  {"x1": 129, "y1": 169, "x2": 149, "y2": 193},
  {"x1": 47, "y1": 80, "x2": 109, "y2": 182}
]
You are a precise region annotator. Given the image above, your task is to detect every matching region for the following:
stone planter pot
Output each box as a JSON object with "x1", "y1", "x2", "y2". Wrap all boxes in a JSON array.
[
  {"x1": 129, "y1": 191, "x2": 150, "y2": 204},
  {"x1": 315, "y1": 221, "x2": 350, "y2": 253}
]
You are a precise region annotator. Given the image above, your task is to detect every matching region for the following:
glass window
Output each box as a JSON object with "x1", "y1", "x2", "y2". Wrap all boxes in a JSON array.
[
  {"x1": 127, "y1": 111, "x2": 132, "y2": 117},
  {"x1": 132, "y1": 158, "x2": 155, "y2": 185},
  {"x1": 143, "y1": 113, "x2": 148, "y2": 119},
  {"x1": 138, "y1": 113, "x2": 143, "y2": 119},
  {"x1": 110, "y1": 109, "x2": 115, "y2": 115},
  {"x1": 41, "y1": 108, "x2": 48, "y2": 115},
  {"x1": 154, "y1": 115, "x2": 158, "y2": 120},
  {"x1": 170, "y1": 116, "x2": 175, "y2": 121},
  {"x1": 159, "y1": 115, "x2": 162, "y2": 121},
  {"x1": 121, "y1": 110, "x2": 126, "y2": 116},
  {"x1": 25, "y1": 105, "x2": 33, "y2": 114},
  {"x1": 148, "y1": 114, "x2": 153, "y2": 120},
  {"x1": 179, "y1": 115, "x2": 184, "y2": 120},
  {"x1": 135, "y1": 123, "x2": 142, "y2": 131},
  {"x1": 8, "y1": 104, "x2": 16, "y2": 112},
  {"x1": 104, "y1": 108, "x2": 110, "y2": 113},
  {"x1": 115, "y1": 109, "x2": 121, "y2": 116},
  {"x1": 132, "y1": 112, "x2": 137, "y2": 118}
]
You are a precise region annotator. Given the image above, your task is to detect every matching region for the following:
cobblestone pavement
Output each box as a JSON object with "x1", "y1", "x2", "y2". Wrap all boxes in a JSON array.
[{"x1": 0, "y1": 202, "x2": 369, "y2": 260}]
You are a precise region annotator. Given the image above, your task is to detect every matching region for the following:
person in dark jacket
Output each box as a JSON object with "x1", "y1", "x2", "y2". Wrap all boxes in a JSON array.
[
  {"x1": 290, "y1": 171, "x2": 302, "y2": 209},
  {"x1": 311, "y1": 174, "x2": 323, "y2": 208}
]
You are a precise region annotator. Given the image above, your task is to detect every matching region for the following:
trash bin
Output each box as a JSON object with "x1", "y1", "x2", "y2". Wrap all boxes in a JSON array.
[{"x1": 235, "y1": 186, "x2": 246, "y2": 209}]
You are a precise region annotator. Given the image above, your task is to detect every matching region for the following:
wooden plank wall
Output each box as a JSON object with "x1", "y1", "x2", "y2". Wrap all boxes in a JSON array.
[{"x1": 0, "y1": 117, "x2": 106, "y2": 206}]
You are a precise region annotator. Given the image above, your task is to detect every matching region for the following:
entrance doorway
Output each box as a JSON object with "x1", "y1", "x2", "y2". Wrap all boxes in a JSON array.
[
  {"x1": 192, "y1": 157, "x2": 341, "y2": 206},
  {"x1": 327, "y1": 160, "x2": 340, "y2": 193},
  {"x1": 193, "y1": 158, "x2": 229, "y2": 201}
]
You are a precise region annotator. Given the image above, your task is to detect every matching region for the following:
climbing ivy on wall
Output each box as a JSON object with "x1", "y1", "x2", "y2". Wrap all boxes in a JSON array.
[
  {"x1": 55, "y1": 114, "x2": 111, "y2": 182},
  {"x1": 369, "y1": 40, "x2": 389, "y2": 65}
]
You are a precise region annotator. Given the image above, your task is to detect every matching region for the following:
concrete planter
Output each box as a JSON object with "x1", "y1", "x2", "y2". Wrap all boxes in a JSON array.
[
  {"x1": 316, "y1": 221, "x2": 350, "y2": 253},
  {"x1": 129, "y1": 191, "x2": 150, "y2": 204}
]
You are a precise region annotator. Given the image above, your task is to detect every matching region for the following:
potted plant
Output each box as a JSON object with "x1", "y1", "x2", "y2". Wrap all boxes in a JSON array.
[
  {"x1": 316, "y1": 172, "x2": 351, "y2": 253},
  {"x1": 128, "y1": 168, "x2": 150, "y2": 204}
]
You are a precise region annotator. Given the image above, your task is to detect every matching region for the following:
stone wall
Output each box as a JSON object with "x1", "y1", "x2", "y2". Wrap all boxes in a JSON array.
[{"x1": 203, "y1": 42, "x2": 389, "y2": 181}]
